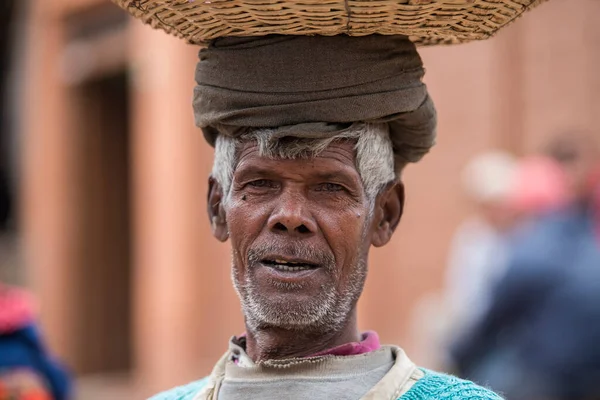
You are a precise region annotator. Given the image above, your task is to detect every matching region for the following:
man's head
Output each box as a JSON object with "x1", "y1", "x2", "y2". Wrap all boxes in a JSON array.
[{"x1": 207, "y1": 123, "x2": 405, "y2": 334}]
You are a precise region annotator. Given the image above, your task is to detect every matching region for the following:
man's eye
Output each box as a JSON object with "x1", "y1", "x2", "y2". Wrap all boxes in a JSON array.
[
  {"x1": 316, "y1": 183, "x2": 344, "y2": 192},
  {"x1": 248, "y1": 179, "x2": 275, "y2": 188}
]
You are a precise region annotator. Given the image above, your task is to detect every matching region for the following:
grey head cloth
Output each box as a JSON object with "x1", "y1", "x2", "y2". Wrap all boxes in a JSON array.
[{"x1": 193, "y1": 34, "x2": 437, "y2": 164}]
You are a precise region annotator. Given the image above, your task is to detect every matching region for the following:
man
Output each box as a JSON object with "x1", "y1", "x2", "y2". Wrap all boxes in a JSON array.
[
  {"x1": 154, "y1": 125, "x2": 503, "y2": 400},
  {"x1": 149, "y1": 34, "x2": 502, "y2": 400},
  {"x1": 452, "y1": 132, "x2": 600, "y2": 400}
]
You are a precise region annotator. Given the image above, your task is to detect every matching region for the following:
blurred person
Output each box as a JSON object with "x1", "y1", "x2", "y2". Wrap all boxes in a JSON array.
[
  {"x1": 443, "y1": 151, "x2": 518, "y2": 349},
  {"x1": 0, "y1": 283, "x2": 71, "y2": 400},
  {"x1": 424, "y1": 153, "x2": 568, "y2": 372},
  {"x1": 0, "y1": 3, "x2": 71, "y2": 398},
  {"x1": 439, "y1": 153, "x2": 570, "y2": 371},
  {"x1": 451, "y1": 131, "x2": 600, "y2": 400}
]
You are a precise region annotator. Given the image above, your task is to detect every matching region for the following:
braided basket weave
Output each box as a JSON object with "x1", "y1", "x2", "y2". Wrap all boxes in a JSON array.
[{"x1": 112, "y1": 0, "x2": 547, "y2": 46}]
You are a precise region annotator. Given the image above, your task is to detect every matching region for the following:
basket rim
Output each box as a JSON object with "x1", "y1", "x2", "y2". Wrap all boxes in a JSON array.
[{"x1": 112, "y1": 0, "x2": 549, "y2": 46}]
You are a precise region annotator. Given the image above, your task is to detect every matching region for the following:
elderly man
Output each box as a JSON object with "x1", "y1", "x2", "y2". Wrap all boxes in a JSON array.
[{"x1": 151, "y1": 34, "x2": 502, "y2": 400}]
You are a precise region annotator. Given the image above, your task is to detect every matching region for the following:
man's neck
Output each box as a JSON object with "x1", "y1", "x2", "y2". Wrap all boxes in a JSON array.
[{"x1": 244, "y1": 311, "x2": 361, "y2": 362}]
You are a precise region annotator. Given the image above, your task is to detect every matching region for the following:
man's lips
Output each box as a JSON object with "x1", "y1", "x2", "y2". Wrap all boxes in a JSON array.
[
  {"x1": 260, "y1": 255, "x2": 320, "y2": 272},
  {"x1": 252, "y1": 253, "x2": 328, "y2": 286}
]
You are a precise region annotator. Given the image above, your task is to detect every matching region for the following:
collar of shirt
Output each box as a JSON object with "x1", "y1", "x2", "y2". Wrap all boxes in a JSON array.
[{"x1": 231, "y1": 330, "x2": 381, "y2": 364}]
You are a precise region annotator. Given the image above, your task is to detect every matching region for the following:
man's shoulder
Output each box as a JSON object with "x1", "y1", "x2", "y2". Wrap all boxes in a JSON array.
[
  {"x1": 401, "y1": 369, "x2": 503, "y2": 400},
  {"x1": 148, "y1": 377, "x2": 209, "y2": 400}
]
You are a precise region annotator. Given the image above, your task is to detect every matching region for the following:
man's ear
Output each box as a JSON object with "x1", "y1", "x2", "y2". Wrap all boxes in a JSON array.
[
  {"x1": 207, "y1": 176, "x2": 229, "y2": 242},
  {"x1": 371, "y1": 181, "x2": 404, "y2": 247}
]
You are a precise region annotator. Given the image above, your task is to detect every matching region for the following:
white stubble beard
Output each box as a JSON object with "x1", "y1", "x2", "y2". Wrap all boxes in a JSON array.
[{"x1": 231, "y1": 250, "x2": 367, "y2": 333}]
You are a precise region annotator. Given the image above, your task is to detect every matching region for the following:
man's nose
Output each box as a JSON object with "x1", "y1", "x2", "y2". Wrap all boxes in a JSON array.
[{"x1": 267, "y1": 191, "x2": 317, "y2": 237}]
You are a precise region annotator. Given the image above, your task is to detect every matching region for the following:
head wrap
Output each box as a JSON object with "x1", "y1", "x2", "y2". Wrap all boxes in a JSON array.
[{"x1": 194, "y1": 34, "x2": 437, "y2": 163}]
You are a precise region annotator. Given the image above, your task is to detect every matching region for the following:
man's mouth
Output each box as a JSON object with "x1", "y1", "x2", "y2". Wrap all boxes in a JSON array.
[{"x1": 261, "y1": 258, "x2": 319, "y2": 272}]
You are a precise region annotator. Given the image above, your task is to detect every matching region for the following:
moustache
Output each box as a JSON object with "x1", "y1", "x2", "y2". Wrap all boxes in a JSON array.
[{"x1": 247, "y1": 241, "x2": 336, "y2": 272}]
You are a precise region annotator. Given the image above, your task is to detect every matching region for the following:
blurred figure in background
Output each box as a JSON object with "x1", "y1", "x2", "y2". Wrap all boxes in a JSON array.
[
  {"x1": 442, "y1": 151, "x2": 518, "y2": 352},
  {"x1": 451, "y1": 131, "x2": 600, "y2": 400},
  {"x1": 417, "y1": 151, "x2": 568, "y2": 371},
  {"x1": 1, "y1": 2, "x2": 71, "y2": 398},
  {"x1": 0, "y1": 284, "x2": 71, "y2": 400}
]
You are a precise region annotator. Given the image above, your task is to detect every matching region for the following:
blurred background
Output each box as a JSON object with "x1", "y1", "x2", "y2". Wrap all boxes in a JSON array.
[{"x1": 1, "y1": 0, "x2": 599, "y2": 399}]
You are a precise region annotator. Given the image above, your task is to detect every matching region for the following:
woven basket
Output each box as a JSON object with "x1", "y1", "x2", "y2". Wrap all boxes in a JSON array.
[{"x1": 113, "y1": 0, "x2": 547, "y2": 46}]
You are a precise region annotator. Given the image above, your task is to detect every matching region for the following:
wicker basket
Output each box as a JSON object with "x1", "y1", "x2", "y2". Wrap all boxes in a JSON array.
[{"x1": 112, "y1": 0, "x2": 547, "y2": 46}]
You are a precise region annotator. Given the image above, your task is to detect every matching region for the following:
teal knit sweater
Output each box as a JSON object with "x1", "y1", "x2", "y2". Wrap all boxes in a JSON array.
[{"x1": 150, "y1": 369, "x2": 503, "y2": 399}]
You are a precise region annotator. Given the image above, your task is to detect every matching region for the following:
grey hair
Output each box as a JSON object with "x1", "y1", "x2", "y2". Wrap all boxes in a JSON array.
[{"x1": 211, "y1": 122, "x2": 399, "y2": 203}]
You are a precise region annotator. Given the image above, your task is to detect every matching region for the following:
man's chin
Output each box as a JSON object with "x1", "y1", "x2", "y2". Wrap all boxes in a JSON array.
[
  {"x1": 242, "y1": 296, "x2": 334, "y2": 331},
  {"x1": 235, "y1": 268, "x2": 342, "y2": 331},
  {"x1": 244, "y1": 264, "x2": 333, "y2": 302}
]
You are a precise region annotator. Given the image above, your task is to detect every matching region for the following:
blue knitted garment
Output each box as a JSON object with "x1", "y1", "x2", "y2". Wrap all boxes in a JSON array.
[
  {"x1": 150, "y1": 369, "x2": 502, "y2": 399},
  {"x1": 151, "y1": 377, "x2": 208, "y2": 400},
  {"x1": 402, "y1": 369, "x2": 503, "y2": 400}
]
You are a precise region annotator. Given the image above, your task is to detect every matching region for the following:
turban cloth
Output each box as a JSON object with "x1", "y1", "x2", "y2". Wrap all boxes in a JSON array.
[{"x1": 194, "y1": 34, "x2": 437, "y2": 164}]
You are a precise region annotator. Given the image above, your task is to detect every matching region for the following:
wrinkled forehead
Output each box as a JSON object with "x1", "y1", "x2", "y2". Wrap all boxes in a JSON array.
[
  {"x1": 231, "y1": 140, "x2": 365, "y2": 188},
  {"x1": 234, "y1": 139, "x2": 359, "y2": 172}
]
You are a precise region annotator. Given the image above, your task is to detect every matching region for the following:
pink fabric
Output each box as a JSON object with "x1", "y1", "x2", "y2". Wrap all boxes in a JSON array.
[
  {"x1": 508, "y1": 156, "x2": 569, "y2": 215},
  {"x1": 0, "y1": 285, "x2": 36, "y2": 333},
  {"x1": 232, "y1": 330, "x2": 381, "y2": 363},
  {"x1": 311, "y1": 331, "x2": 381, "y2": 357}
]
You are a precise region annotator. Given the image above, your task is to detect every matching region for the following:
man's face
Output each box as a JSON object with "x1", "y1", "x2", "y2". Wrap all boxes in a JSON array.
[{"x1": 223, "y1": 141, "x2": 374, "y2": 332}]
